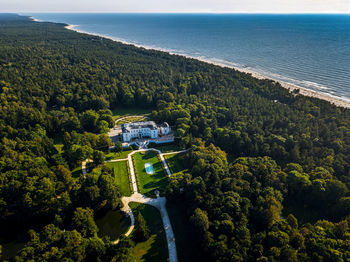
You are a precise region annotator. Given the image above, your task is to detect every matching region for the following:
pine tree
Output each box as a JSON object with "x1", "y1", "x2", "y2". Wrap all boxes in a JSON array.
[{"x1": 134, "y1": 213, "x2": 150, "y2": 242}]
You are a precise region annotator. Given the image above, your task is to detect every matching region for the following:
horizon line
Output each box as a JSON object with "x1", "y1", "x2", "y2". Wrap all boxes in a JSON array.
[{"x1": 14, "y1": 11, "x2": 350, "y2": 15}]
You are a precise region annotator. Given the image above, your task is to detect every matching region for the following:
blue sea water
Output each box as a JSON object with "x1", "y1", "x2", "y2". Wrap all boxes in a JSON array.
[{"x1": 28, "y1": 13, "x2": 350, "y2": 102}]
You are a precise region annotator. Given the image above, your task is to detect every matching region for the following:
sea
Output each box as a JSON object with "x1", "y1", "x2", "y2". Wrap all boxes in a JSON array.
[{"x1": 27, "y1": 13, "x2": 350, "y2": 102}]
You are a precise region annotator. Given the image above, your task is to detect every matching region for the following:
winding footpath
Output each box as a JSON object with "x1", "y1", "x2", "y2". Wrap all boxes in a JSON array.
[{"x1": 82, "y1": 147, "x2": 186, "y2": 262}]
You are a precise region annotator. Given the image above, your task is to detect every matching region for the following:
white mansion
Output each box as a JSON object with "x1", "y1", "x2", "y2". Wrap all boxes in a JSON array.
[{"x1": 121, "y1": 121, "x2": 171, "y2": 142}]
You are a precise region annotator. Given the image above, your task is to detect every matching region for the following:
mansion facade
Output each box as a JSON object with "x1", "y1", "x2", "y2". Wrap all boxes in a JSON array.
[{"x1": 121, "y1": 121, "x2": 171, "y2": 142}]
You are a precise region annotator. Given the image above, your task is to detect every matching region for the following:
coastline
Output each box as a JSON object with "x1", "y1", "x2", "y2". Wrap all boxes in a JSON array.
[{"x1": 59, "y1": 22, "x2": 350, "y2": 109}]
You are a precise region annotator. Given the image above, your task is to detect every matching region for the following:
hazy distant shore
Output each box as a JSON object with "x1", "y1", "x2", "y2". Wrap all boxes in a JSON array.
[{"x1": 61, "y1": 22, "x2": 350, "y2": 109}]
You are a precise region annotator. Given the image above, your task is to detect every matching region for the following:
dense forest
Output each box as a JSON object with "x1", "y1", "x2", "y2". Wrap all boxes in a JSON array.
[{"x1": 1, "y1": 13, "x2": 350, "y2": 261}]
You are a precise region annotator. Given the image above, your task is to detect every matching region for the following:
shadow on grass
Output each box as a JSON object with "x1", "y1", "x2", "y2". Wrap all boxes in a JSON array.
[
  {"x1": 129, "y1": 202, "x2": 169, "y2": 262},
  {"x1": 143, "y1": 178, "x2": 168, "y2": 190}
]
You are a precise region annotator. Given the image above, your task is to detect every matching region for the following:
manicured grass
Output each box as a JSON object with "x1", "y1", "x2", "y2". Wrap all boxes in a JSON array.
[
  {"x1": 164, "y1": 153, "x2": 188, "y2": 174},
  {"x1": 129, "y1": 202, "x2": 168, "y2": 262},
  {"x1": 105, "y1": 149, "x2": 133, "y2": 160},
  {"x1": 118, "y1": 116, "x2": 148, "y2": 125},
  {"x1": 166, "y1": 202, "x2": 203, "y2": 262},
  {"x1": 111, "y1": 107, "x2": 153, "y2": 120},
  {"x1": 95, "y1": 209, "x2": 130, "y2": 241},
  {"x1": 133, "y1": 151, "x2": 168, "y2": 195},
  {"x1": 89, "y1": 161, "x2": 131, "y2": 196},
  {"x1": 107, "y1": 161, "x2": 132, "y2": 196},
  {"x1": 149, "y1": 143, "x2": 184, "y2": 153}
]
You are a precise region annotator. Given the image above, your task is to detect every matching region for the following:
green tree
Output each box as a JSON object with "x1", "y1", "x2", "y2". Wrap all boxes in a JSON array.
[
  {"x1": 93, "y1": 150, "x2": 105, "y2": 166},
  {"x1": 190, "y1": 208, "x2": 209, "y2": 234},
  {"x1": 72, "y1": 207, "x2": 98, "y2": 238},
  {"x1": 114, "y1": 141, "x2": 123, "y2": 153},
  {"x1": 82, "y1": 110, "x2": 99, "y2": 132},
  {"x1": 134, "y1": 213, "x2": 150, "y2": 242},
  {"x1": 98, "y1": 120, "x2": 110, "y2": 134}
]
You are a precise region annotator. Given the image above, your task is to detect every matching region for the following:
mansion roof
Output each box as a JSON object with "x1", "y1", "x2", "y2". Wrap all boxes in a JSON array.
[{"x1": 122, "y1": 121, "x2": 158, "y2": 133}]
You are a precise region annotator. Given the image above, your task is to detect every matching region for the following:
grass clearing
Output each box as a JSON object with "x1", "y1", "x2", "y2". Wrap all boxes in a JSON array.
[
  {"x1": 72, "y1": 166, "x2": 83, "y2": 178},
  {"x1": 107, "y1": 161, "x2": 131, "y2": 196},
  {"x1": 166, "y1": 202, "x2": 202, "y2": 262},
  {"x1": 53, "y1": 134, "x2": 64, "y2": 154},
  {"x1": 89, "y1": 161, "x2": 131, "y2": 196},
  {"x1": 95, "y1": 210, "x2": 130, "y2": 241},
  {"x1": 105, "y1": 149, "x2": 133, "y2": 160},
  {"x1": 54, "y1": 144, "x2": 64, "y2": 154},
  {"x1": 164, "y1": 153, "x2": 188, "y2": 174},
  {"x1": 111, "y1": 107, "x2": 153, "y2": 120},
  {"x1": 129, "y1": 202, "x2": 168, "y2": 262},
  {"x1": 133, "y1": 151, "x2": 168, "y2": 195},
  {"x1": 149, "y1": 143, "x2": 184, "y2": 153},
  {"x1": 117, "y1": 116, "x2": 148, "y2": 125}
]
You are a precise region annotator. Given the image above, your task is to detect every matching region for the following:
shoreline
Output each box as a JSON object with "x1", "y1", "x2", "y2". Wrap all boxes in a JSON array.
[{"x1": 43, "y1": 19, "x2": 350, "y2": 109}]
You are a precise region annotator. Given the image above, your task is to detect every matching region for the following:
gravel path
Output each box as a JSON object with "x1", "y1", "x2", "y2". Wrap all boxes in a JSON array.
[
  {"x1": 82, "y1": 147, "x2": 181, "y2": 262},
  {"x1": 121, "y1": 193, "x2": 177, "y2": 262}
]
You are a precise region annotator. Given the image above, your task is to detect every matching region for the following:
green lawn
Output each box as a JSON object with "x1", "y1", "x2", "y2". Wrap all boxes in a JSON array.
[
  {"x1": 149, "y1": 143, "x2": 184, "y2": 153},
  {"x1": 53, "y1": 134, "x2": 64, "y2": 154},
  {"x1": 166, "y1": 202, "x2": 203, "y2": 262},
  {"x1": 129, "y1": 202, "x2": 168, "y2": 262},
  {"x1": 111, "y1": 107, "x2": 153, "y2": 120},
  {"x1": 89, "y1": 161, "x2": 131, "y2": 196},
  {"x1": 164, "y1": 153, "x2": 188, "y2": 174},
  {"x1": 105, "y1": 149, "x2": 133, "y2": 160},
  {"x1": 95, "y1": 210, "x2": 130, "y2": 241},
  {"x1": 133, "y1": 151, "x2": 168, "y2": 195},
  {"x1": 106, "y1": 161, "x2": 132, "y2": 196},
  {"x1": 117, "y1": 116, "x2": 148, "y2": 125}
]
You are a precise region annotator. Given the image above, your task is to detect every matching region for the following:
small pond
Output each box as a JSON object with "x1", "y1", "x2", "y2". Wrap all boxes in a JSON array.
[{"x1": 95, "y1": 210, "x2": 131, "y2": 241}]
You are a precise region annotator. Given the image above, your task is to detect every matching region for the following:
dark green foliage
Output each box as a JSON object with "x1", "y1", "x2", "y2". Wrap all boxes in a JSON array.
[
  {"x1": 114, "y1": 141, "x2": 123, "y2": 153},
  {"x1": 1, "y1": 14, "x2": 350, "y2": 261},
  {"x1": 14, "y1": 223, "x2": 129, "y2": 261},
  {"x1": 93, "y1": 150, "x2": 105, "y2": 166},
  {"x1": 133, "y1": 213, "x2": 150, "y2": 242},
  {"x1": 167, "y1": 141, "x2": 350, "y2": 261},
  {"x1": 72, "y1": 207, "x2": 98, "y2": 238}
]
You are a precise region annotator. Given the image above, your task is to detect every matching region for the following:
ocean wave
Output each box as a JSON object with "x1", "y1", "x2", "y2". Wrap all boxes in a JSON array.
[{"x1": 31, "y1": 15, "x2": 350, "y2": 106}]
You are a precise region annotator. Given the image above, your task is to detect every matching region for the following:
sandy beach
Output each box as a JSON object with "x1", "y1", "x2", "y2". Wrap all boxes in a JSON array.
[{"x1": 59, "y1": 21, "x2": 350, "y2": 109}]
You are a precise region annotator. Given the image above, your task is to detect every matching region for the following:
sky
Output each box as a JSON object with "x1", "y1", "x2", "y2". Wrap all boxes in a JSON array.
[{"x1": 1, "y1": 0, "x2": 350, "y2": 13}]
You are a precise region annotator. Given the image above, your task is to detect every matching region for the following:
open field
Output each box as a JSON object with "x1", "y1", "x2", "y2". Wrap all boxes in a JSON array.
[
  {"x1": 111, "y1": 107, "x2": 153, "y2": 120},
  {"x1": 107, "y1": 161, "x2": 132, "y2": 196},
  {"x1": 164, "y1": 153, "x2": 188, "y2": 174},
  {"x1": 105, "y1": 149, "x2": 133, "y2": 160},
  {"x1": 129, "y1": 202, "x2": 168, "y2": 262},
  {"x1": 133, "y1": 151, "x2": 168, "y2": 194}
]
